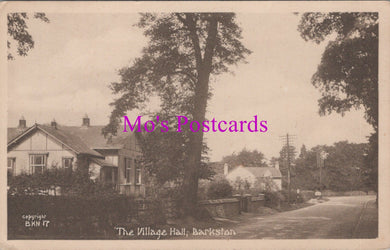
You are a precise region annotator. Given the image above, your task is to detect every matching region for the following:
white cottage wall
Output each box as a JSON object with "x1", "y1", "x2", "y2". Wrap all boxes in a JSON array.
[{"x1": 8, "y1": 130, "x2": 75, "y2": 175}]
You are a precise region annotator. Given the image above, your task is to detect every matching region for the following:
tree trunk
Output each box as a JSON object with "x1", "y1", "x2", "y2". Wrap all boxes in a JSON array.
[
  {"x1": 182, "y1": 72, "x2": 209, "y2": 216},
  {"x1": 181, "y1": 16, "x2": 218, "y2": 217}
]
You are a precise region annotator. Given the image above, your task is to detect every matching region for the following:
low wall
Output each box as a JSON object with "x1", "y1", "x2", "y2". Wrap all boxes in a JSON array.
[
  {"x1": 198, "y1": 198, "x2": 240, "y2": 218},
  {"x1": 159, "y1": 195, "x2": 266, "y2": 220},
  {"x1": 198, "y1": 195, "x2": 265, "y2": 218}
]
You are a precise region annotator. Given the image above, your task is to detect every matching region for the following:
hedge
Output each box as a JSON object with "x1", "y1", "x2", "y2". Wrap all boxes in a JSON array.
[{"x1": 8, "y1": 194, "x2": 164, "y2": 239}]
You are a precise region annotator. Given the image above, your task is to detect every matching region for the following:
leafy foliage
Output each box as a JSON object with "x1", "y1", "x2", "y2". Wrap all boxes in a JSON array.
[
  {"x1": 363, "y1": 133, "x2": 378, "y2": 192},
  {"x1": 279, "y1": 144, "x2": 296, "y2": 167},
  {"x1": 103, "y1": 13, "x2": 250, "y2": 214},
  {"x1": 298, "y1": 13, "x2": 378, "y2": 127},
  {"x1": 8, "y1": 194, "x2": 138, "y2": 239},
  {"x1": 137, "y1": 126, "x2": 214, "y2": 186},
  {"x1": 8, "y1": 166, "x2": 118, "y2": 198},
  {"x1": 103, "y1": 13, "x2": 251, "y2": 135},
  {"x1": 222, "y1": 148, "x2": 268, "y2": 169},
  {"x1": 264, "y1": 191, "x2": 285, "y2": 209},
  {"x1": 206, "y1": 176, "x2": 233, "y2": 199},
  {"x1": 298, "y1": 12, "x2": 378, "y2": 192},
  {"x1": 299, "y1": 144, "x2": 307, "y2": 159},
  {"x1": 7, "y1": 12, "x2": 49, "y2": 60},
  {"x1": 291, "y1": 141, "x2": 368, "y2": 191}
]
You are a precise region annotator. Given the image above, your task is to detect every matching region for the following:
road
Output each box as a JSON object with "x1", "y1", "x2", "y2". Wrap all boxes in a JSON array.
[{"x1": 229, "y1": 195, "x2": 377, "y2": 239}]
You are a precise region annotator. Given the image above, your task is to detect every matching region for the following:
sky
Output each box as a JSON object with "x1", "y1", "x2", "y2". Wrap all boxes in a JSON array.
[{"x1": 7, "y1": 13, "x2": 374, "y2": 162}]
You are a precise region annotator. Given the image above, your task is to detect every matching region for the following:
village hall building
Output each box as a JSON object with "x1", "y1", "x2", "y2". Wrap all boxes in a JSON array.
[{"x1": 7, "y1": 115, "x2": 144, "y2": 197}]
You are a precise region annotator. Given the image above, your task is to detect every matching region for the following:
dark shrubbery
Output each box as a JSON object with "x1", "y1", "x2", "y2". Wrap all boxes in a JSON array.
[
  {"x1": 8, "y1": 194, "x2": 138, "y2": 238},
  {"x1": 7, "y1": 167, "x2": 166, "y2": 239},
  {"x1": 206, "y1": 177, "x2": 233, "y2": 199},
  {"x1": 7, "y1": 167, "x2": 118, "y2": 197},
  {"x1": 299, "y1": 190, "x2": 315, "y2": 202},
  {"x1": 280, "y1": 189, "x2": 303, "y2": 204},
  {"x1": 8, "y1": 195, "x2": 167, "y2": 239},
  {"x1": 264, "y1": 191, "x2": 285, "y2": 209}
]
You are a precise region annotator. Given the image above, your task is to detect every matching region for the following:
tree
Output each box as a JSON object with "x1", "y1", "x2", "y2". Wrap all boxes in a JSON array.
[
  {"x1": 363, "y1": 132, "x2": 377, "y2": 192},
  {"x1": 137, "y1": 128, "x2": 213, "y2": 187},
  {"x1": 298, "y1": 13, "x2": 378, "y2": 191},
  {"x1": 279, "y1": 144, "x2": 296, "y2": 192},
  {"x1": 7, "y1": 13, "x2": 49, "y2": 60},
  {"x1": 279, "y1": 144, "x2": 296, "y2": 166},
  {"x1": 222, "y1": 148, "x2": 268, "y2": 169},
  {"x1": 292, "y1": 141, "x2": 368, "y2": 191},
  {"x1": 299, "y1": 144, "x2": 307, "y2": 159},
  {"x1": 298, "y1": 13, "x2": 378, "y2": 128},
  {"x1": 103, "y1": 13, "x2": 251, "y2": 216}
]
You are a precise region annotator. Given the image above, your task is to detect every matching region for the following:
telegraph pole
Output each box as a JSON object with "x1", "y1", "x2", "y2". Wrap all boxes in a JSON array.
[{"x1": 279, "y1": 133, "x2": 296, "y2": 204}]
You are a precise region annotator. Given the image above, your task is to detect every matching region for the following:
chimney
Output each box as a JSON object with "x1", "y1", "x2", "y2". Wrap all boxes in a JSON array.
[
  {"x1": 224, "y1": 163, "x2": 229, "y2": 175},
  {"x1": 18, "y1": 116, "x2": 26, "y2": 129},
  {"x1": 275, "y1": 161, "x2": 279, "y2": 170},
  {"x1": 82, "y1": 114, "x2": 90, "y2": 127},
  {"x1": 51, "y1": 119, "x2": 57, "y2": 129}
]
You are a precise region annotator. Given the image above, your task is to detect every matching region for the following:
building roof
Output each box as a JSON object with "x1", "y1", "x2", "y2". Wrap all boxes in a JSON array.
[
  {"x1": 8, "y1": 123, "x2": 134, "y2": 151},
  {"x1": 234, "y1": 166, "x2": 282, "y2": 178},
  {"x1": 7, "y1": 127, "x2": 27, "y2": 142},
  {"x1": 59, "y1": 125, "x2": 132, "y2": 149},
  {"x1": 7, "y1": 124, "x2": 104, "y2": 159}
]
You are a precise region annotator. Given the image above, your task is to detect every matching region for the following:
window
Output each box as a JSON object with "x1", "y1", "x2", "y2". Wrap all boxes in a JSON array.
[
  {"x1": 124, "y1": 158, "x2": 132, "y2": 183},
  {"x1": 62, "y1": 157, "x2": 73, "y2": 170},
  {"x1": 29, "y1": 154, "x2": 47, "y2": 174},
  {"x1": 135, "y1": 159, "x2": 141, "y2": 185},
  {"x1": 106, "y1": 155, "x2": 118, "y2": 166},
  {"x1": 7, "y1": 158, "x2": 15, "y2": 176}
]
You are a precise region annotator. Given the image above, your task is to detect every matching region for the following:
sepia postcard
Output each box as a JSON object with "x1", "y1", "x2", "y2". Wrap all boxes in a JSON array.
[{"x1": 1, "y1": 1, "x2": 390, "y2": 249}]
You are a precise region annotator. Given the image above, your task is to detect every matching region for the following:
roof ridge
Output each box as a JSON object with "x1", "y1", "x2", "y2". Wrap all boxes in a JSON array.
[{"x1": 8, "y1": 123, "x2": 104, "y2": 159}]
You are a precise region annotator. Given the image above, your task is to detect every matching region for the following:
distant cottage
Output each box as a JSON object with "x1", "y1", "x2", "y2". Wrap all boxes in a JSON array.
[
  {"x1": 225, "y1": 165, "x2": 282, "y2": 191},
  {"x1": 7, "y1": 115, "x2": 144, "y2": 197}
]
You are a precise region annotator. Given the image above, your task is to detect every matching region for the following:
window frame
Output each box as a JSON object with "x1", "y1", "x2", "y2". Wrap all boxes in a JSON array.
[
  {"x1": 135, "y1": 159, "x2": 141, "y2": 185},
  {"x1": 29, "y1": 154, "x2": 48, "y2": 175},
  {"x1": 62, "y1": 157, "x2": 73, "y2": 171},
  {"x1": 7, "y1": 157, "x2": 16, "y2": 176},
  {"x1": 124, "y1": 157, "x2": 132, "y2": 184}
]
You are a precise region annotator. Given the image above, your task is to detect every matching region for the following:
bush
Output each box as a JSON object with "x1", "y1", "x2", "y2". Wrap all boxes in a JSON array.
[
  {"x1": 281, "y1": 189, "x2": 302, "y2": 203},
  {"x1": 8, "y1": 194, "x2": 138, "y2": 239},
  {"x1": 206, "y1": 177, "x2": 233, "y2": 199},
  {"x1": 264, "y1": 191, "x2": 285, "y2": 209},
  {"x1": 300, "y1": 190, "x2": 315, "y2": 202},
  {"x1": 197, "y1": 179, "x2": 209, "y2": 200},
  {"x1": 7, "y1": 168, "x2": 167, "y2": 238},
  {"x1": 8, "y1": 167, "x2": 118, "y2": 198}
]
